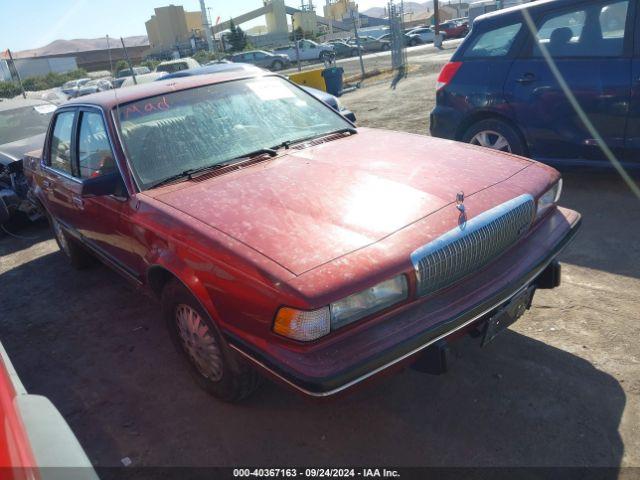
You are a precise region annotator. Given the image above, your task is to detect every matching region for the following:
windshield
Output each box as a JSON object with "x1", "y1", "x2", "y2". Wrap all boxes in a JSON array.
[
  {"x1": 117, "y1": 76, "x2": 351, "y2": 190},
  {"x1": 0, "y1": 105, "x2": 53, "y2": 144}
]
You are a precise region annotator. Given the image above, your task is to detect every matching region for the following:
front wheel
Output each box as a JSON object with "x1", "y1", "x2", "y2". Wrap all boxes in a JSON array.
[
  {"x1": 271, "y1": 60, "x2": 283, "y2": 71},
  {"x1": 162, "y1": 279, "x2": 261, "y2": 402},
  {"x1": 462, "y1": 119, "x2": 526, "y2": 156}
]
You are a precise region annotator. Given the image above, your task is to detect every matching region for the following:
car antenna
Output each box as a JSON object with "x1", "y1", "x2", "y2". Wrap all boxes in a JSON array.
[{"x1": 106, "y1": 35, "x2": 124, "y2": 146}]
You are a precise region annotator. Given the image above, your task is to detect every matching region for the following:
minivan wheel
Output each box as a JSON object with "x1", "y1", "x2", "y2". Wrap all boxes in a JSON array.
[
  {"x1": 462, "y1": 119, "x2": 526, "y2": 156},
  {"x1": 48, "y1": 213, "x2": 94, "y2": 269},
  {"x1": 272, "y1": 60, "x2": 283, "y2": 71},
  {"x1": 162, "y1": 279, "x2": 261, "y2": 402}
]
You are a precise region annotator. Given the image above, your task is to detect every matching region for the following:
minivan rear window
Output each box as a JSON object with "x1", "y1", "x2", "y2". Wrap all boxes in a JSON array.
[{"x1": 463, "y1": 23, "x2": 523, "y2": 58}]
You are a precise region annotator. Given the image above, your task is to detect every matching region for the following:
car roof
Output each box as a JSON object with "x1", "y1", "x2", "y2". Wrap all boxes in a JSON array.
[
  {"x1": 157, "y1": 62, "x2": 263, "y2": 80},
  {"x1": 475, "y1": 0, "x2": 566, "y2": 24},
  {"x1": 64, "y1": 69, "x2": 268, "y2": 109}
]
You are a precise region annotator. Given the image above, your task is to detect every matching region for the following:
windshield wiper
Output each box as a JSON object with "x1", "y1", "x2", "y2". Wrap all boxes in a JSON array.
[
  {"x1": 149, "y1": 148, "x2": 278, "y2": 189},
  {"x1": 272, "y1": 127, "x2": 357, "y2": 150}
]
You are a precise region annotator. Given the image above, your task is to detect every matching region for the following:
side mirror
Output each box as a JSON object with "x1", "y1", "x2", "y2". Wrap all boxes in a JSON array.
[{"x1": 81, "y1": 171, "x2": 126, "y2": 198}]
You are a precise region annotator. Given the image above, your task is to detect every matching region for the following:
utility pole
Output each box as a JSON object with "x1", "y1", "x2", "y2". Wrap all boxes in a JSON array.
[
  {"x1": 200, "y1": 0, "x2": 215, "y2": 53},
  {"x1": 351, "y1": 8, "x2": 365, "y2": 82},
  {"x1": 292, "y1": 16, "x2": 301, "y2": 72},
  {"x1": 433, "y1": 0, "x2": 440, "y2": 35},
  {"x1": 120, "y1": 37, "x2": 137, "y2": 85},
  {"x1": 6, "y1": 49, "x2": 26, "y2": 99}
]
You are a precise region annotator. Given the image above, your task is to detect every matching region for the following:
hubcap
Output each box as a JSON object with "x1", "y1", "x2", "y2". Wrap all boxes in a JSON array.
[
  {"x1": 175, "y1": 304, "x2": 223, "y2": 381},
  {"x1": 469, "y1": 130, "x2": 512, "y2": 152},
  {"x1": 52, "y1": 218, "x2": 70, "y2": 255}
]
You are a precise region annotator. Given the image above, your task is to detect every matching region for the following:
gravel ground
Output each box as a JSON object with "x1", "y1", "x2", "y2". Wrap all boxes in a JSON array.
[{"x1": 0, "y1": 45, "x2": 639, "y2": 471}]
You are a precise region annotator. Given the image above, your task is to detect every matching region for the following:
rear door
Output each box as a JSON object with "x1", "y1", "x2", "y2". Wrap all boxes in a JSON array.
[
  {"x1": 41, "y1": 108, "x2": 82, "y2": 230},
  {"x1": 505, "y1": 0, "x2": 633, "y2": 163},
  {"x1": 623, "y1": 5, "x2": 640, "y2": 161}
]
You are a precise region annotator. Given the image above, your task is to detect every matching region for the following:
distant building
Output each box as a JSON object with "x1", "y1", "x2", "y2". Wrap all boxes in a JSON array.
[
  {"x1": 0, "y1": 57, "x2": 78, "y2": 81},
  {"x1": 324, "y1": 0, "x2": 358, "y2": 23},
  {"x1": 145, "y1": 5, "x2": 203, "y2": 53}
]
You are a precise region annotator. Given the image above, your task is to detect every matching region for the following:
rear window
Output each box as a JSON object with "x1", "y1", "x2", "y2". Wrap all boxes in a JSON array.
[{"x1": 463, "y1": 23, "x2": 523, "y2": 58}]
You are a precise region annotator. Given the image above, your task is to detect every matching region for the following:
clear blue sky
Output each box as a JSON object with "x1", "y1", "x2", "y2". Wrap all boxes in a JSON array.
[{"x1": 2, "y1": 0, "x2": 387, "y2": 52}]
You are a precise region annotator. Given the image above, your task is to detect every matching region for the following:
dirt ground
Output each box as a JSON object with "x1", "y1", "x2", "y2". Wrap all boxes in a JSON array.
[{"x1": 0, "y1": 48, "x2": 639, "y2": 470}]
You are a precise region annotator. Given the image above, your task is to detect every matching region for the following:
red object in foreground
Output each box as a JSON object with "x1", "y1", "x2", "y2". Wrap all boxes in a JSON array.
[
  {"x1": 0, "y1": 342, "x2": 96, "y2": 478},
  {"x1": 24, "y1": 72, "x2": 581, "y2": 401}
]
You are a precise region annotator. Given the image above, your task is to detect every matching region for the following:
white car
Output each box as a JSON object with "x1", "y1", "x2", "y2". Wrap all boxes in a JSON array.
[
  {"x1": 406, "y1": 27, "x2": 441, "y2": 43},
  {"x1": 273, "y1": 39, "x2": 334, "y2": 62},
  {"x1": 155, "y1": 57, "x2": 201, "y2": 74}
]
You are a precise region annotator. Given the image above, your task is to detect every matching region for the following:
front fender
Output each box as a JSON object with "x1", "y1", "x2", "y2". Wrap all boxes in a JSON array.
[{"x1": 146, "y1": 251, "x2": 222, "y2": 324}]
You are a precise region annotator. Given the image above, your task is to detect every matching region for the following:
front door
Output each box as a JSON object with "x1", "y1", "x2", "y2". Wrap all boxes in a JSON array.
[
  {"x1": 505, "y1": 0, "x2": 633, "y2": 164},
  {"x1": 73, "y1": 108, "x2": 140, "y2": 278}
]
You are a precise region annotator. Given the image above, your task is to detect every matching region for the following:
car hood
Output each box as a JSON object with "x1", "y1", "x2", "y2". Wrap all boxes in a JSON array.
[
  {"x1": 0, "y1": 133, "x2": 46, "y2": 166},
  {"x1": 150, "y1": 128, "x2": 532, "y2": 275}
]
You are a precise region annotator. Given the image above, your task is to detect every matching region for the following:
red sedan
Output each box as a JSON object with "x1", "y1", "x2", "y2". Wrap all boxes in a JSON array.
[{"x1": 24, "y1": 71, "x2": 581, "y2": 401}]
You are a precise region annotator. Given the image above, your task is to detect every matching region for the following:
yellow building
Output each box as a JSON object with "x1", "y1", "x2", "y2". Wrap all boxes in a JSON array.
[
  {"x1": 323, "y1": 0, "x2": 357, "y2": 22},
  {"x1": 145, "y1": 5, "x2": 203, "y2": 51}
]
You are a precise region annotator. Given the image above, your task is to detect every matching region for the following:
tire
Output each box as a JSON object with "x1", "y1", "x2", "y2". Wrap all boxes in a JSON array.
[
  {"x1": 461, "y1": 118, "x2": 526, "y2": 156},
  {"x1": 409, "y1": 39, "x2": 418, "y2": 47},
  {"x1": 351, "y1": 49, "x2": 359, "y2": 57},
  {"x1": 47, "y1": 211, "x2": 94, "y2": 269},
  {"x1": 382, "y1": 43, "x2": 390, "y2": 51},
  {"x1": 162, "y1": 279, "x2": 261, "y2": 402},
  {"x1": 271, "y1": 60, "x2": 283, "y2": 71}
]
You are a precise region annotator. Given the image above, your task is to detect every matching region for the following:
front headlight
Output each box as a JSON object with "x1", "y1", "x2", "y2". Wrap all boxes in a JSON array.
[
  {"x1": 536, "y1": 179, "x2": 563, "y2": 219},
  {"x1": 273, "y1": 275, "x2": 409, "y2": 341},
  {"x1": 330, "y1": 275, "x2": 408, "y2": 329}
]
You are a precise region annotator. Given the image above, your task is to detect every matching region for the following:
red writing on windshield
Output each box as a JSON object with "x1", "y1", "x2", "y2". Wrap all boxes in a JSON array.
[{"x1": 124, "y1": 96, "x2": 170, "y2": 119}]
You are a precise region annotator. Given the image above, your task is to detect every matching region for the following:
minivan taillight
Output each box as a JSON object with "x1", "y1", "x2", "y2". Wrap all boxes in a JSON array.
[{"x1": 436, "y1": 62, "x2": 462, "y2": 90}]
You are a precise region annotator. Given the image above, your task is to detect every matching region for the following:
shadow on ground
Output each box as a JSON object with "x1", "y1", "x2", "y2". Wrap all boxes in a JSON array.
[{"x1": 0, "y1": 247, "x2": 626, "y2": 469}]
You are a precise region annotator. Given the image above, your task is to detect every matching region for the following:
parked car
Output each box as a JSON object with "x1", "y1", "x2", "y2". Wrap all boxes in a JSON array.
[
  {"x1": 330, "y1": 41, "x2": 365, "y2": 57},
  {"x1": 406, "y1": 27, "x2": 440, "y2": 43},
  {"x1": 155, "y1": 57, "x2": 201, "y2": 74},
  {"x1": 377, "y1": 32, "x2": 423, "y2": 47},
  {"x1": 24, "y1": 71, "x2": 581, "y2": 401},
  {"x1": 61, "y1": 78, "x2": 90, "y2": 98},
  {"x1": 77, "y1": 78, "x2": 113, "y2": 97},
  {"x1": 0, "y1": 98, "x2": 55, "y2": 224},
  {"x1": 352, "y1": 36, "x2": 391, "y2": 51},
  {"x1": 229, "y1": 50, "x2": 291, "y2": 71},
  {"x1": 0, "y1": 340, "x2": 97, "y2": 475},
  {"x1": 156, "y1": 62, "x2": 357, "y2": 122},
  {"x1": 273, "y1": 39, "x2": 335, "y2": 62},
  {"x1": 439, "y1": 20, "x2": 469, "y2": 38},
  {"x1": 430, "y1": 0, "x2": 637, "y2": 167},
  {"x1": 116, "y1": 66, "x2": 151, "y2": 78},
  {"x1": 121, "y1": 72, "x2": 165, "y2": 88}
]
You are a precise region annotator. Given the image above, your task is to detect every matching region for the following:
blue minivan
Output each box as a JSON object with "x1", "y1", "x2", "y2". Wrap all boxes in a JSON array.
[{"x1": 430, "y1": 0, "x2": 638, "y2": 167}]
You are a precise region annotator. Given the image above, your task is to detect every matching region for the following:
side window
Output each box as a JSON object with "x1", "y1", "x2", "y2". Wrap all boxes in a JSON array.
[
  {"x1": 77, "y1": 111, "x2": 117, "y2": 179},
  {"x1": 463, "y1": 23, "x2": 523, "y2": 58},
  {"x1": 533, "y1": 0, "x2": 629, "y2": 57},
  {"x1": 600, "y1": 1, "x2": 628, "y2": 38},
  {"x1": 49, "y1": 111, "x2": 75, "y2": 174}
]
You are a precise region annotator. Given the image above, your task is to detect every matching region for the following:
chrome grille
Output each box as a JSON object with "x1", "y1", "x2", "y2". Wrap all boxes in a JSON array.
[{"x1": 411, "y1": 194, "x2": 535, "y2": 296}]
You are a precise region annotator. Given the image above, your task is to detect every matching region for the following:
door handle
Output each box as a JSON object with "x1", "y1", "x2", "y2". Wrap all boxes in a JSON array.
[
  {"x1": 72, "y1": 195, "x2": 84, "y2": 209},
  {"x1": 41, "y1": 179, "x2": 52, "y2": 191},
  {"x1": 516, "y1": 73, "x2": 536, "y2": 84}
]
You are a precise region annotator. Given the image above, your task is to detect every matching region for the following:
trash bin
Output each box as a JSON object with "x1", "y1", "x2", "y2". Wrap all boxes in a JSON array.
[{"x1": 322, "y1": 67, "x2": 344, "y2": 97}]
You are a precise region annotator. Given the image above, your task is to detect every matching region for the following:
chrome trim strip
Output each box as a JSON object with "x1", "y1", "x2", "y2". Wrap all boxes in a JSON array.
[{"x1": 229, "y1": 231, "x2": 572, "y2": 398}]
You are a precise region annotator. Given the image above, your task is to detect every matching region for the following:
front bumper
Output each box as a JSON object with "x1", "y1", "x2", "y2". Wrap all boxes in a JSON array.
[{"x1": 226, "y1": 207, "x2": 582, "y2": 397}]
